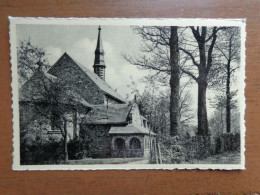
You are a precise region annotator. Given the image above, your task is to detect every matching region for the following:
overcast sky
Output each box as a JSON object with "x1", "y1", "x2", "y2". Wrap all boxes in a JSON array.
[
  {"x1": 16, "y1": 24, "x2": 241, "y2": 123},
  {"x1": 16, "y1": 24, "x2": 152, "y2": 98}
]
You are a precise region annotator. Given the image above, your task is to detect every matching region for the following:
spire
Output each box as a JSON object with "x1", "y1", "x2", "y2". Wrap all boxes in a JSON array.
[{"x1": 93, "y1": 25, "x2": 106, "y2": 80}]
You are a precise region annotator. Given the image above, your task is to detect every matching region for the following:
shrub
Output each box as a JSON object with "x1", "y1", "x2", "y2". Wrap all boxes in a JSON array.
[
  {"x1": 158, "y1": 136, "x2": 185, "y2": 164},
  {"x1": 67, "y1": 138, "x2": 86, "y2": 160},
  {"x1": 182, "y1": 135, "x2": 211, "y2": 162},
  {"x1": 215, "y1": 133, "x2": 240, "y2": 154},
  {"x1": 20, "y1": 131, "x2": 64, "y2": 165}
]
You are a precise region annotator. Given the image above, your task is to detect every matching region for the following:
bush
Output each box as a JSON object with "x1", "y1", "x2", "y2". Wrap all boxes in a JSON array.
[
  {"x1": 215, "y1": 133, "x2": 240, "y2": 154},
  {"x1": 158, "y1": 136, "x2": 185, "y2": 164},
  {"x1": 67, "y1": 138, "x2": 86, "y2": 160},
  {"x1": 182, "y1": 135, "x2": 211, "y2": 162},
  {"x1": 20, "y1": 131, "x2": 64, "y2": 165}
]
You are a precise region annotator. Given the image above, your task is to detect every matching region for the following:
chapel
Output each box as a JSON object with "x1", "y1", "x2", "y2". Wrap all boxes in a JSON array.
[{"x1": 19, "y1": 26, "x2": 156, "y2": 159}]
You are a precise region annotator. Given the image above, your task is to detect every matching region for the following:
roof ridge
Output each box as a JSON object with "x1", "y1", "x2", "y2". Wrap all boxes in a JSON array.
[{"x1": 67, "y1": 55, "x2": 126, "y2": 103}]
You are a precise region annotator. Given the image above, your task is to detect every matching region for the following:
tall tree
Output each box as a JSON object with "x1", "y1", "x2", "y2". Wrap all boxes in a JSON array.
[
  {"x1": 123, "y1": 26, "x2": 181, "y2": 136},
  {"x1": 214, "y1": 28, "x2": 240, "y2": 133},
  {"x1": 180, "y1": 26, "x2": 224, "y2": 135},
  {"x1": 18, "y1": 39, "x2": 91, "y2": 164},
  {"x1": 17, "y1": 38, "x2": 50, "y2": 86},
  {"x1": 169, "y1": 27, "x2": 180, "y2": 136}
]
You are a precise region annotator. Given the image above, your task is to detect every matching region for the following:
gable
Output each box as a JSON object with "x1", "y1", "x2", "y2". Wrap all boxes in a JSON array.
[
  {"x1": 48, "y1": 53, "x2": 104, "y2": 104},
  {"x1": 48, "y1": 53, "x2": 126, "y2": 104},
  {"x1": 19, "y1": 71, "x2": 56, "y2": 102}
]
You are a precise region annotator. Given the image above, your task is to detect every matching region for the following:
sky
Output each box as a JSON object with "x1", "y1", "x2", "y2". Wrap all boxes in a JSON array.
[
  {"x1": 16, "y1": 24, "x2": 241, "y2": 124},
  {"x1": 16, "y1": 24, "x2": 151, "y2": 98}
]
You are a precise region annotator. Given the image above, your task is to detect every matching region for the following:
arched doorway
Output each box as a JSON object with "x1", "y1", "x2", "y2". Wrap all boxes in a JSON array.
[
  {"x1": 114, "y1": 138, "x2": 125, "y2": 150},
  {"x1": 129, "y1": 137, "x2": 141, "y2": 149}
]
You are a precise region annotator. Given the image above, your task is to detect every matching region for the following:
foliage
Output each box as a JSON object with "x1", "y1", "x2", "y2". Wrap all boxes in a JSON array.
[
  {"x1": 182, "y1": 135, "x2": 211, "y2": 162},
  {"x1": 17, "y1": 38, "x2": 50, "y2": 86},
  {"x1": 20, "y1": 128, "x2": 64, "y2": 165},
  {"x1": 158, "y1": 134, "x2": 212, "y2": 164},
  {"x1": 215, "y1": 133, "x2": 240, "y2": 154},
  {"x1": 158, "y1": 135, "x2": 185, "y2": 164},
  {"x1": 18, "y1": 38, "x2": 91, "y2": 164},
  {"x1": 67, "y1": 138, "x2": 86, "y2": 160}
]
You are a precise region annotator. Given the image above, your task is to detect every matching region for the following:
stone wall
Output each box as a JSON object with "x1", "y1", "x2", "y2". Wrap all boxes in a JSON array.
[
  {"x1": 49, "y1": 54, "x2": 105, "y2": 105},
  {"x1": 80, "y1": 124, "x2": 112, "y2": 158},
  {"x1": 111, "y1": 134, "x2": 145, "y2": 158}
]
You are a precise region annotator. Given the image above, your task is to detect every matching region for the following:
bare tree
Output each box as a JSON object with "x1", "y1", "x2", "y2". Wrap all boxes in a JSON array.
[
  {"x1": 180, "y1": 26, "x2": 225, "y2": 135},
  {"x1": 214, "y1": 28, "x2": 240, "y2": 133},
  {"x1": 123, "y1": 26, "x2": 181, "y2": 136},
  {"x1": 18, "y1": 39, "x2": 91, "y2": 164},
  {"x1": 17, "y1": 38, "x2": 50, "y2": 86}
]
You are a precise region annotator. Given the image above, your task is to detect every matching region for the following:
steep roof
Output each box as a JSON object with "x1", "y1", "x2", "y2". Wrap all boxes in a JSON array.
[
  {"x1": 109, "y1": 124, "x2": 156, "y2": 135},
  {"x1": 83, "y1": 103, "x2": 131, "y2": 124},
  {"x1": 93, "y1": 26, "x2": 105, "y2": 67},
  {"x1": 48, "y1": 53, "x2": 126, "y2": 103}
]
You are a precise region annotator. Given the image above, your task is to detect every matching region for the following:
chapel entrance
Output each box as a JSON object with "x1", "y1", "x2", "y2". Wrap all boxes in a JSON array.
[
  {"x1": 129, "y1": 137, "x2": 141, "y2": 149},
  {"x1": 114, "y1": 138, "x2": 125, "y2": 149},
  {"x1": 129, "y1": 137, "x2": 142, "y2": 157},
  {"x1": 114, "y1": 138, "x2": 126, "y2": 158}
]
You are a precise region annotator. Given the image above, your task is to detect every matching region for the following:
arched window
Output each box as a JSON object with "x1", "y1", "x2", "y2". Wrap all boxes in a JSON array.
[
  {"x1": 129, "y1": 137, "x2": 141, "y2": 149},
  {"x1": 114, "y1": 138, "x2": 125, "y2": 150}
]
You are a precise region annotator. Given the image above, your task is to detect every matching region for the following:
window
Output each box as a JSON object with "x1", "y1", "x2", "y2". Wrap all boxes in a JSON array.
[
  {"x1": 129, "y1": 137, "x2": 141, "y2": 149},
  {"x1": 128, "y1": 114, "x2": 132, "y2": 124},
  {"x1": 114, "y1": 138, "x2": 125, "y2": 150},
  {"x1": 143, "y1": 120, "x2": 146, "y2": 128},
  {"x1": 51, "y1": 110, "x2": 60, "y2": 130}
]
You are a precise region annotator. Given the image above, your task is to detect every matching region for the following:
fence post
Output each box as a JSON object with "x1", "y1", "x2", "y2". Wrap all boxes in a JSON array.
[{"x1": 157, "y1": 143, "x2": 162, "y2": 164}]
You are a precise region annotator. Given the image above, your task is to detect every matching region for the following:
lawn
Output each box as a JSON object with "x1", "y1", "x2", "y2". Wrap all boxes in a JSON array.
[{"x1": 195, "y1": 151, "x2": 241, "y2": 164}]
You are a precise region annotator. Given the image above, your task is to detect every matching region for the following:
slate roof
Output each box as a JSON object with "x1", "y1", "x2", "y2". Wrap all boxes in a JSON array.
[
  {"x1": 72, "y1": 57, "x2": 126, "y2": 103},
  {"x1": 109, "y1": 124, "x2": 156, "y2": 135},
  {"x1": 83, "y1": 103, "x2": 131, "y2": 124},
  {"x1": 48, "y1": 53, "x2": 126, "y2": 103},
  {"x1": 58, "y1": 89, "x2": 92, "y2": 108}
]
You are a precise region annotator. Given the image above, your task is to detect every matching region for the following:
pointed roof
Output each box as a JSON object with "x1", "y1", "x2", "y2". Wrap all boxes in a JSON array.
[
  {"x1": 48, "y1": 53, "x2": 126, "y2": 103},
  {"x1": 93, "y1": 25, "x2": 105, "y2": 67}
]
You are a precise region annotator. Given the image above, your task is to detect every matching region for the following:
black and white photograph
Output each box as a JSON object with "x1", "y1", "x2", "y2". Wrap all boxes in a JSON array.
[{"x1": 10, "y1": 18, "x2": 246, "y2": 170}]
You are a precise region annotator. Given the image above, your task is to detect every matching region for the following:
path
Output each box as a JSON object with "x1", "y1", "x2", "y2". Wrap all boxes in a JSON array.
[{"x1": 69, "y1": 157, "x2": 149, "y2": 165}]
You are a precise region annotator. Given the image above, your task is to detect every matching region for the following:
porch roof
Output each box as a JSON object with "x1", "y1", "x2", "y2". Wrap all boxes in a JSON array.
[{"x1": 108, "y1": 124, "x2": 156, "y2": 135}]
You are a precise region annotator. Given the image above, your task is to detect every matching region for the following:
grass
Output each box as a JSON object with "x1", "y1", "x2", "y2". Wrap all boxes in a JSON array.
[{"x1": 195, "y1": 151, "x2": 241, "y2": 164}]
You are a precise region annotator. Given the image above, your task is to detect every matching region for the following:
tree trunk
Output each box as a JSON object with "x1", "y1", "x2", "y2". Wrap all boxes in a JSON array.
[
  {"x1": 226, "y1": 60, "x2": 231, "y2": 133},
  {"x1": 63, "y1": 119, "x2": 69, "y2": 164},
  {"x1": 73, "y1": 109, "x2": 78, "y2": 139},
  {"x1": 197, "y1": 76, "x2": 209, "y2": 135},
  {"x1": 169, "y1": 26, "x2": 180, "y2": 136}
]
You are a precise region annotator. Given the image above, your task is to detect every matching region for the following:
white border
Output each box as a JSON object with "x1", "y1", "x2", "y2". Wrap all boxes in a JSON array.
[{"x1": 9, "y1": 17, "x2": 246, "y2": 170}]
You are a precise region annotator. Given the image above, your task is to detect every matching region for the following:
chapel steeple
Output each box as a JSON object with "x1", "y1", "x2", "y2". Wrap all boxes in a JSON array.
[{"x1": 93, "y1": 25, "x2": 106, "y2": 80}]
